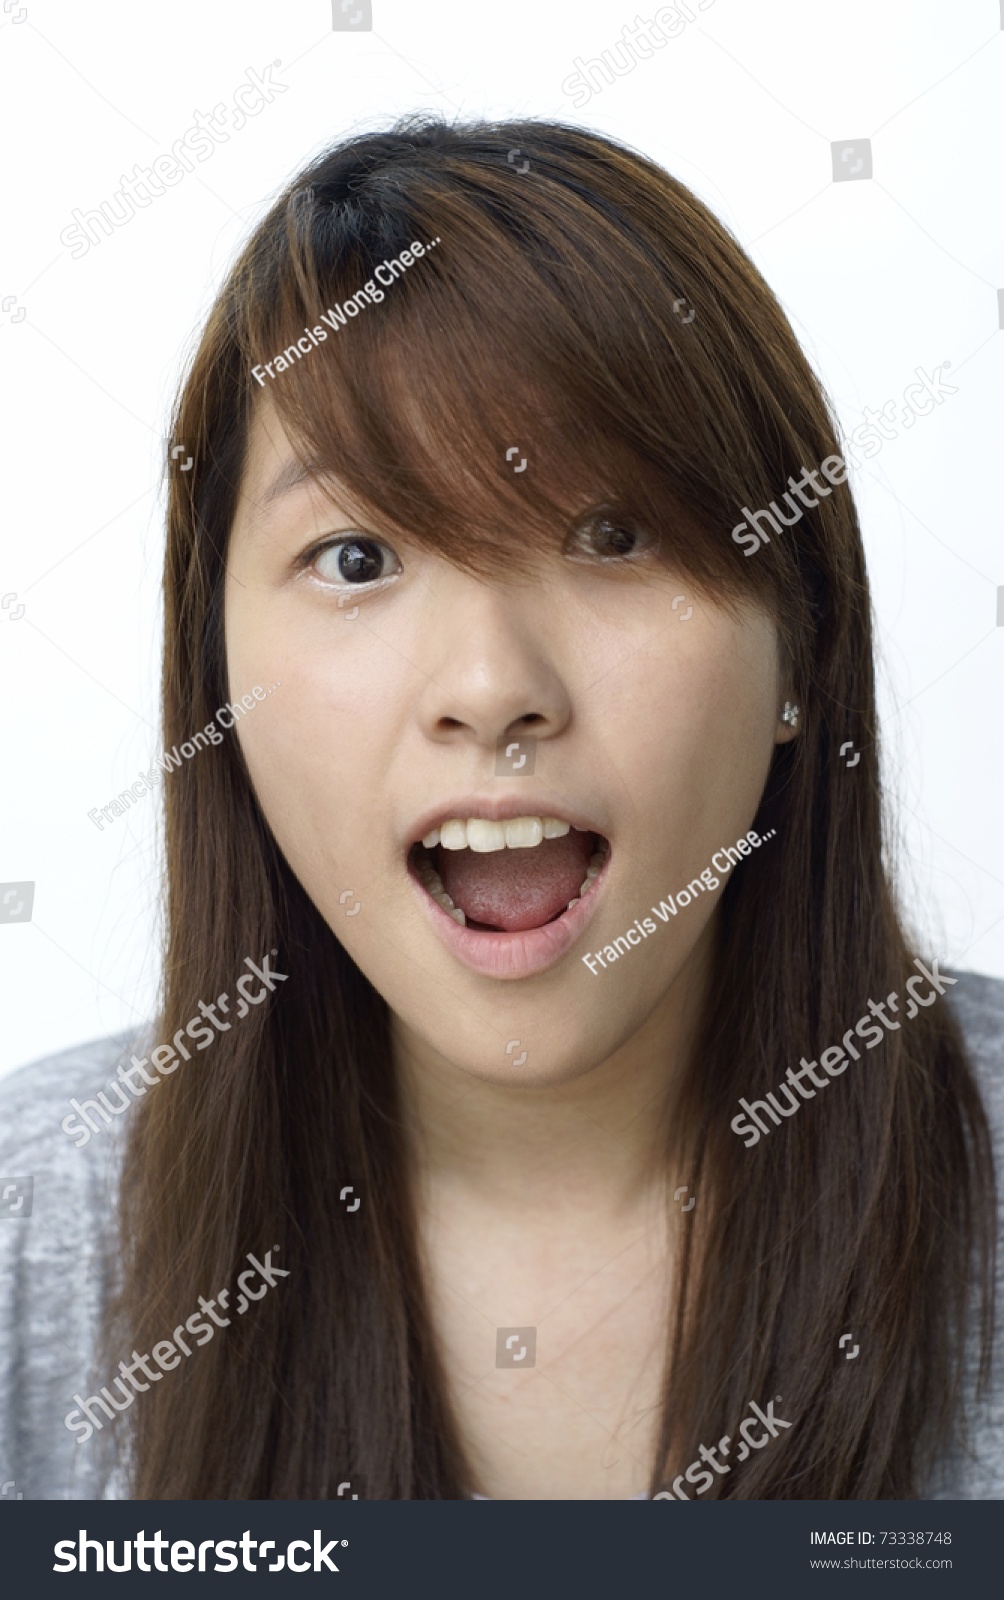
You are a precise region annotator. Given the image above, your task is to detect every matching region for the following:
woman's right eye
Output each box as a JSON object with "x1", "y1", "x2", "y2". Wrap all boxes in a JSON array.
[
  {"x1": 564, "y1": 508, "x2": 658, "y2": 565},
  {"x1": 311, "y1": 536, "x2": 402, "y2": 586}
]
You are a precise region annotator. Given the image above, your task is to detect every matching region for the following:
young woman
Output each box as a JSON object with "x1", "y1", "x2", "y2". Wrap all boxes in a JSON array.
[{"x1": 1, "y1": 117, "x2": 999, "y2": 1502}]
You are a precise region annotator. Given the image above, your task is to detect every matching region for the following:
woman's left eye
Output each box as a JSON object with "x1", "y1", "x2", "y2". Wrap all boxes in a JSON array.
[
  {"x1": 564, "y1": 510, "x2": 658, "y2": 563},
  {"x1": 310, "y1": 536, "x2": 402, "y2": 586}
]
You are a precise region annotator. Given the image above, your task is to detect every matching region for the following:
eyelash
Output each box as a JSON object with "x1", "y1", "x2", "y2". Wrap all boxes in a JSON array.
[
  {"x1": 296, "y1": 535, "x2": 402, "y2": 589},
  {"x1": 296, "y1": 511, "x2": 657, "y2": 593},
  {"x1": 563, "y1": 511, "x2": 659, "y2": 565}
]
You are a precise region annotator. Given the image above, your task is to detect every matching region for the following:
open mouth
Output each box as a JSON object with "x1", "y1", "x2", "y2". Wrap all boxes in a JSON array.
[{"x1": 408, "y1": 816, "x2": 610, "y2": 933}]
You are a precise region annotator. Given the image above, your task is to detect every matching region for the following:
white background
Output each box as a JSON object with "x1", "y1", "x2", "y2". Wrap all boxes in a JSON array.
[{"x1": 1, "y1": 0, "x2": 1001, "y2": 1080}]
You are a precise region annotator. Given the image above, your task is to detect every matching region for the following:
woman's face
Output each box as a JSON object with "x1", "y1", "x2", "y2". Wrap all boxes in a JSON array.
[{"x1": 226, "y1": 402, "x2": 794, "y2": 1086}]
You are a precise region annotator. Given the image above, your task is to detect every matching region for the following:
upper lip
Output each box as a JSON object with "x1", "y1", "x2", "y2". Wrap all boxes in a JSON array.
[{"x1": 405, "y1": 794, "x2": 607, "y2": 849}]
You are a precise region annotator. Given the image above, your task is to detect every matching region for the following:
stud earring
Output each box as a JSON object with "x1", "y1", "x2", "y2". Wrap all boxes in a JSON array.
[{"x1": 781, "y1": 701, "x2": 800, "y2": 727}]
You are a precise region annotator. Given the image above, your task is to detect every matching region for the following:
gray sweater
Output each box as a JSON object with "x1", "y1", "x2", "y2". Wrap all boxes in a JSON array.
[{"x1": 1, "y1": 972, "x2": 1002, "y2": 1501}]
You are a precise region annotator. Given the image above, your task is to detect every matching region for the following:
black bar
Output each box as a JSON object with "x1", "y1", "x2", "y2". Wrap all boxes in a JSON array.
[{"x1": 2, "y1": 1498, "x2": 992, "y2": 1595}]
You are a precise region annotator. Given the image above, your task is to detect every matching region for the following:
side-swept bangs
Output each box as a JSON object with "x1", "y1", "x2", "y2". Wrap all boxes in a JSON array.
[{"x1": 226, "y1": 118, "x2": 837, "y2": 653}]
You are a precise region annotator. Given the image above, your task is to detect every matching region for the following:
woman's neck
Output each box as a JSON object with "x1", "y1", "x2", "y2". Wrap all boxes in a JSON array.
[{"x1": 392, "y1": 927, "x2": 713, "y2": 1216}]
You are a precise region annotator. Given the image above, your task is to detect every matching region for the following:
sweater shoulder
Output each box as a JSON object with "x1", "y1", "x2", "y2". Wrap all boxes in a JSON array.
[{"x1": 0, "y1": 1029, "x2": 148, "y2": 1500}]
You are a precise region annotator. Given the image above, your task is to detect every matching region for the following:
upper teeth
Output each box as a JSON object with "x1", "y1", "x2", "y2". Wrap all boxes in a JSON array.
[{"x1": 422, "y1": 816, "x2": 573, "y2": 852}]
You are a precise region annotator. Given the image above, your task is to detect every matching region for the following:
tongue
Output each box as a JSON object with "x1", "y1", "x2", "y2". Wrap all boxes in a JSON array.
[{"x1": 436, "y1": 830, "x2": 593, "y2": 932}]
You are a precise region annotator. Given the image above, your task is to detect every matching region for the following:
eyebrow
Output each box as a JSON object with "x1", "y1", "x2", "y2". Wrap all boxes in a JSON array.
[
  {"x1": 247, "y1": 457, "x2": 355, "y2": 541},
  {"x1": 254, "y1": 458, "x2": 317, "y2": 514}
]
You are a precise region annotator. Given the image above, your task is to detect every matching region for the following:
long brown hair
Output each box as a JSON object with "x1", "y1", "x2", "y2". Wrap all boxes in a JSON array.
[{"x1": 111, "y1": 116, "x2": 995, "y2": 1498}]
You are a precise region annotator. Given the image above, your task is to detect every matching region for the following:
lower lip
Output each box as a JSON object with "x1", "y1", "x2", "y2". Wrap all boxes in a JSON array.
[{"x1": 408, "y1": 852, "x2": 610, "y2": 980}]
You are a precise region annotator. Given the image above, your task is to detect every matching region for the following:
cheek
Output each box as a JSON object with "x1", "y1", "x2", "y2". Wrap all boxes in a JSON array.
[
  {"x1": 224, "y1": 585, "x2": 409, "y2": 893},
  {"x1": 225, "y1": 586, "x2": 338, "y2": 852},
  {"x1": 586, "y1": 607, "x2": 778, "y2": 819},
  {"x1": 668, "y1": 628, "x2": 778, "y2": 802}
]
